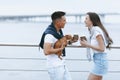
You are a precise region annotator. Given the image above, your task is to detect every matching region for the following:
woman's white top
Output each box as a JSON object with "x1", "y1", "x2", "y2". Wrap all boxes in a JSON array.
[{"x1": 89, "y1": 26, "x2": 108, "y2": 53}]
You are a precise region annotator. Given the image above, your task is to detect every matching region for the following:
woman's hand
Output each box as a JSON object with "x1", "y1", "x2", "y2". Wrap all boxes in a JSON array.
[{"x1": 80, "y1": 40, "x2": 89, "y2": 47}]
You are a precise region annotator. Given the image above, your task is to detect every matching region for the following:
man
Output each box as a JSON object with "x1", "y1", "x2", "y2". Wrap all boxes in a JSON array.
[{"x1": 39, "y1": 11, "x2": 72, "y2": 80}]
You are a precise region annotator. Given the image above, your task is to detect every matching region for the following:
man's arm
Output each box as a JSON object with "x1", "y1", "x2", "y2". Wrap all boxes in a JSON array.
[{"x1": 44, "y1": 43, "x2": 64, "y2": 55}]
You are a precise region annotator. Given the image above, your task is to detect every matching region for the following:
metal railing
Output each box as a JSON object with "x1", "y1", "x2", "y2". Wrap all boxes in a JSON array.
[
  {"x1": 0, "y1": 43, "x2": 120, "y2": 73},
  {"x1": 0, "y1": 43, "x2": 120, "y2": 49}
]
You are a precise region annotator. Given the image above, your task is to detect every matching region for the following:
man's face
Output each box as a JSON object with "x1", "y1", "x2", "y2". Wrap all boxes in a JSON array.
[{"x1": 57, "y1": 16, "x2": 66, "y2": 28}]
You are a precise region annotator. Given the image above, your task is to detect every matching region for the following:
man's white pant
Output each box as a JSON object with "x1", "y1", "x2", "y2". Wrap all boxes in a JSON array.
[{"x1": 48, "y1": 65, "x2": 72, "y2": 80}]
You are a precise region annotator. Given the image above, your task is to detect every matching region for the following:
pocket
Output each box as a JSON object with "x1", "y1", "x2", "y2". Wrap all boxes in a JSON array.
[
  {"x1": 94, "y1": 57, "x2": 108, "y2": 69},
  {"x1": 93, "y1": 53, "x2": 107, "y2": 60},
  {"x1": 93, "y1": 54, "x2": 101, "y2": 60}
]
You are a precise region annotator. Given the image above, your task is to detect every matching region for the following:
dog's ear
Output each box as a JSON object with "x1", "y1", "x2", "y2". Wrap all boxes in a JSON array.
[
  {"x1": 65, "y1": 35, "x2": 72, "y2": 40},
  {"x1": 64, "y1": 35, "x2": 68, "y2": 37}
]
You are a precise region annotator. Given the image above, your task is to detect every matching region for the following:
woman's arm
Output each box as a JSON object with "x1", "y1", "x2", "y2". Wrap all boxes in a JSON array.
[{"x1": 80, "y1": 35, "x2": 105, "y2": 52}]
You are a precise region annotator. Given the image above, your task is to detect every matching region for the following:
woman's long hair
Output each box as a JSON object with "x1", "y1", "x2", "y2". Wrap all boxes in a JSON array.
[{"x1": 87, "y1": 12, "x2": 113, "y2": 49}]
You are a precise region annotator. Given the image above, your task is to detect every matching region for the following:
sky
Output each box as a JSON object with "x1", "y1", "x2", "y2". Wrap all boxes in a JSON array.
[{"x1": 0, "y1": 0, "x2": 120, "y2": 15}]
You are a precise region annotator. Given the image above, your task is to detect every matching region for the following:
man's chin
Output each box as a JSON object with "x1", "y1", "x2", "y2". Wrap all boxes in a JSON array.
[{"x1": 61, "y1": 27, "x2": 64, "y2": 28}]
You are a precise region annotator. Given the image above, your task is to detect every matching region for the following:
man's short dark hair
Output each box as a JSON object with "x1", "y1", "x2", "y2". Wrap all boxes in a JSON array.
[{"x1": 51, "y1": 11, "x2": 66, "y2": 21}]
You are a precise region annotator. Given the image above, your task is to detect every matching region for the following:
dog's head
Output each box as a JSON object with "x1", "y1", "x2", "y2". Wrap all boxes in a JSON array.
[{"x1": 64, "y1": 35, "x2": 73, "y2": 40}]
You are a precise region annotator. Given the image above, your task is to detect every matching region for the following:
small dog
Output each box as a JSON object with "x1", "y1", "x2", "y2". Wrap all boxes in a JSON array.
[{"x1": 54, "y1": 35, "x2": 72, "y2": 60}]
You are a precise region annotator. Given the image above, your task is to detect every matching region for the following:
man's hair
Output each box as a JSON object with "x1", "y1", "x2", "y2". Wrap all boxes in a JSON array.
[{"x1": 51, "y1": 11, "x2": 66, "y2": 21}]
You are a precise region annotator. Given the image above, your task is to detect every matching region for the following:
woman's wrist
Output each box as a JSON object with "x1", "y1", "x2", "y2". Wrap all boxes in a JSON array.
[{"x1": 86, "y1": 43, "x2": 91, "y2": 48}]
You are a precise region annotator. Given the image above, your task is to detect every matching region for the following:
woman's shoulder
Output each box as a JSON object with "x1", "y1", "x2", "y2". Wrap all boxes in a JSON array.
[
  {"x1": 93, "y1": 26, "x2": 103, "y2": 32},
  {"x1": 94, "y1": 26, "x2": 101, "y2": 30}
]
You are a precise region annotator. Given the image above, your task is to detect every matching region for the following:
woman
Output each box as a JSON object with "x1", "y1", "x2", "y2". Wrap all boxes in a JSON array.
[{"x1": 80, "y1": 12, "x2": 113, "y2": 80}]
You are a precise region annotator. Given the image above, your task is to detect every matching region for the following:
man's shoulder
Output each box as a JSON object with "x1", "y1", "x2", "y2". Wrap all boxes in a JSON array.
[
  {"x1": 45, "y1": 34, "x2": 55, "y2": 38},
  {"x1": 45, "y1": 34, "x2": 57, "y2": 41}
]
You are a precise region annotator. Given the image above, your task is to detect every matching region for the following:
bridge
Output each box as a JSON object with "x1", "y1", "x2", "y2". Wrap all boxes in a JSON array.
[{"x1": 0, "y1": 13, "x2": 120, "y2": 23}]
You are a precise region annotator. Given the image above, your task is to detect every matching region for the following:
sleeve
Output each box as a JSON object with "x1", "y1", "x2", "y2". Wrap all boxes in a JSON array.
[
  {"x1": 94, "y1": 27, "x2": 108, "y2": 46},
  {"x1": 94, "y1": 27, "x2": 102, "y2": 37},
  {"x1": 44, "y1": 34, "x2": 54, "y2": 43}
]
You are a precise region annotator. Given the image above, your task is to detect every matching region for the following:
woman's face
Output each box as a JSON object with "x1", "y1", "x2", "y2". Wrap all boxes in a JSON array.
[{"x1": 84, "y1": 15, "x2": 93, "y2": 28}]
